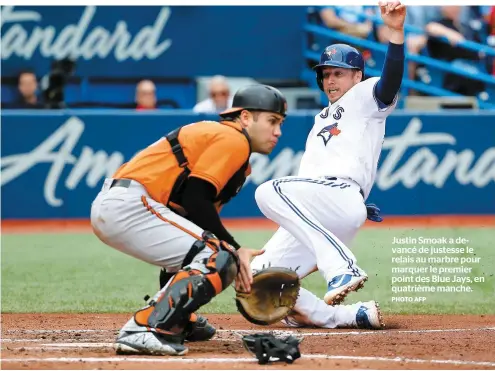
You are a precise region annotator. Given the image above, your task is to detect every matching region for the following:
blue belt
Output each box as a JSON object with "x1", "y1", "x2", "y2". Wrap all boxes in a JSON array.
[{"x1": 325, "y1": 177, "x2": 364, "y2": 198}]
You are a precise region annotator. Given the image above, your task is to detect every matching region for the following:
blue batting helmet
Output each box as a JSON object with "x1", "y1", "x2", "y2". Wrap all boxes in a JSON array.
[{"x1": 313, "y1": 44, "x2": 365, "y2": 91}]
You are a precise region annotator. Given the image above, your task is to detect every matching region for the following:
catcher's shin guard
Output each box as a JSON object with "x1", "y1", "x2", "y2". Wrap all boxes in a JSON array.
[{"x1": 135, "y1": 232, "x2": 239, "y2": 334}]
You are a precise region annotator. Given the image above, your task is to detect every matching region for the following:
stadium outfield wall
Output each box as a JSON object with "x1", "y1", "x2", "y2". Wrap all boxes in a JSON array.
[{"x1": 1, "y1": 110, "x2": 494, "y2": 219}]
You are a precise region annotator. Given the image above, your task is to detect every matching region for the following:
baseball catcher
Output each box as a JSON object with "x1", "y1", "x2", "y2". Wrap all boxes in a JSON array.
[{"x1": 91, "y1": 84, "x2": 288, "y2": 356}]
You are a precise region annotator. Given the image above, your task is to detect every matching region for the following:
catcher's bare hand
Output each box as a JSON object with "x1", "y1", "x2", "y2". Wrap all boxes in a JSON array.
[{"x1": 236, "y1": 247, "x2": 264, "y2": 293}]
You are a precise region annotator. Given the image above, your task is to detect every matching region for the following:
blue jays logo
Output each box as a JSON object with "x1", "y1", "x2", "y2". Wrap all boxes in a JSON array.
[
  {"x1": 325, "y1": 48, "x2": 337, "y2": 57},
  {"x1": 317, "y1": 123, "x2": 341, "y2": 146}
]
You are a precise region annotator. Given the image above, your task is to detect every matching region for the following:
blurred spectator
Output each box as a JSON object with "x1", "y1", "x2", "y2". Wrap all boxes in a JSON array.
[
  {"x1": 488, "y1": 6, "x2": 495, "y2": 37},
  {"x1": 462, "y1": 6, "x2": 493, "y2": 77},
  {"x1": 7, "y1": 70, "x2": 44, "y2": 109},
  {"x1": 426, "y1": 6, "x2": 485, "y2": 96},
  {"x1": 459, "y1": 6, "x2": 490, "y2": 42},
  {"x1": 135, "y1": 80, "x2": 157, "y2": 110},
  {"x1": 403, "y1": 7, "x2": 441, "y2": 51},
  {"x1": 404, "y1": 7, "x2": 441, "y2": 90},
  {"x1": 373, "y1": 7, "x2": 440, "y2": 88},
  {"x1": 485, "y1": 6, "x2": 495, "y2": 75},
  {"x1": 319, "y1": 6, "x2": 373, "y2": 39},
  {"x1": 193, "y1": 75, "x2": 233, "y2": 113}
]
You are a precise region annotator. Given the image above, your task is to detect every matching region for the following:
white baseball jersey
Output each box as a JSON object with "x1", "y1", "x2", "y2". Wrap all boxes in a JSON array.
[{"x1": 298, "y1": 77, "x2": 397, "y2": 200}]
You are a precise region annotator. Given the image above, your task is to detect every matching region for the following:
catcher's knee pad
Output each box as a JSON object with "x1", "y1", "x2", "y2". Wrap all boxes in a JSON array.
[{"x1": 135, "y1": 231, "x2": 239, "y2": 334}]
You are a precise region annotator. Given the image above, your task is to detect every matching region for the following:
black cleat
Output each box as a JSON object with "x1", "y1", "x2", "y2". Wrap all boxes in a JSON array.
[{"x1": 184, "y1": 314, "x2": 216, "y2": 342}]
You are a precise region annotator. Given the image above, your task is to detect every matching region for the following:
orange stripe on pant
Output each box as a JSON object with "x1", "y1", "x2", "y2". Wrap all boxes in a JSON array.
[
  {"x1": 136, "y1": 196, "x2": 225, "y2": 329},
  {"x1": 140, "y1": 195, "x2": 219, "y2": 252}
]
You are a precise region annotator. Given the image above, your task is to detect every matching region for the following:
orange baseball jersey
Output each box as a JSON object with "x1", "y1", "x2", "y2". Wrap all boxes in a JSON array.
[{"x1": 113, "y1": 120, "x2": 252, "y2": 210}]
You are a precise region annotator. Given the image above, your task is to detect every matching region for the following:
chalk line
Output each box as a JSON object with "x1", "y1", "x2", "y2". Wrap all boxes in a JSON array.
[
  {"x1": 2, "y1": 354, "x2": 495, "y2": 367},
  {"x1": 6, "y1": 327, "x2": 495, "y2": 337},
  {"x1": 5, "y1": 329, "x2": 112, "y2": 334}
]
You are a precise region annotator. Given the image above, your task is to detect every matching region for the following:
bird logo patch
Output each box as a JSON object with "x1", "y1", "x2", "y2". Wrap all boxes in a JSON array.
[
  {"x1": 325, "y1": 48, "x2": 337, "y2": 57},
  {"x1": 317, "y1": 123, "x2": 341, "y2": 146}
]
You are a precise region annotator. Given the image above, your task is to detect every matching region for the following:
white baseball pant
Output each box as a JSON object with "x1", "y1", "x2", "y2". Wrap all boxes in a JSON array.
[
  {"x1": 90, "y1": 178, "x2": 214, "y2": 273},
  {"x1": 251, "y1": 175, "x2": 367, "y2": 327}
]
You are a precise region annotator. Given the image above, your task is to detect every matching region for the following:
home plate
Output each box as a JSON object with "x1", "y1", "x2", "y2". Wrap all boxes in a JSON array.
[{"x1": 42, "y1": 343, "x2": 114, "y2": 348}]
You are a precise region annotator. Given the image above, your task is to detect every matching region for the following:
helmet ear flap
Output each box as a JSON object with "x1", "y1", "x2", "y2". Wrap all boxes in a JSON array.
[{"x1": 316, "y1": 69, "x2": 324, "y2": 92}]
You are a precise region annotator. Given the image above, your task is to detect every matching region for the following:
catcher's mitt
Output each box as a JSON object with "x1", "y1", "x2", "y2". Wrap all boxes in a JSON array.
[
  {"x1": 242, "y1": 333, "x2": 303, "y2": 364},
  {"x1": 235, "y1": 267, "x2": 300, "y2": 325}
]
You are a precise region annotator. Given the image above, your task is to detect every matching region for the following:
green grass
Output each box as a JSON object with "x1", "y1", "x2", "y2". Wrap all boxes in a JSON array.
[{"x1": 2, "y1": 228, "x2": 494, "y2": 315}]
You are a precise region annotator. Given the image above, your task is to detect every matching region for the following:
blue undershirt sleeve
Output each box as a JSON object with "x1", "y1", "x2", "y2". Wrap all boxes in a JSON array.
[{"x1": 374, "y1": 42, "x2": 405, "y2": 108}]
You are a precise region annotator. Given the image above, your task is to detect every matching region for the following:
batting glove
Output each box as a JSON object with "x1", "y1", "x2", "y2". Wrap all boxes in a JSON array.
[{"x1": 366, "y1": 203, "x2": 383, "y2": 222}]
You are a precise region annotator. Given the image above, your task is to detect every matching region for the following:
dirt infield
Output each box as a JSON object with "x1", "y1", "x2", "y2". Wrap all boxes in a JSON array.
[{"x1": 2, "y1": 313, "x2": 494, "y2": 370}]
